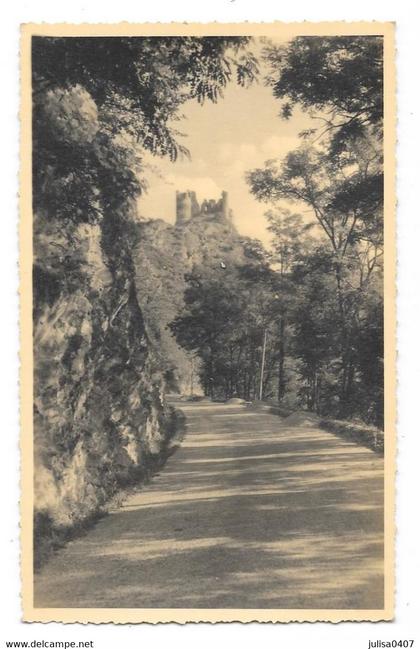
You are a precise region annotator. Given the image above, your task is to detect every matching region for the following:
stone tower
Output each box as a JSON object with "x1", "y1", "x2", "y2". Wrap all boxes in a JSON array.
[
  {"x1": 176, "y1": 191, "x2": 191, "y2": 225},
  {"x1": 175, "y1": 190, "x2": 233, "y2": 224},
  {"x1": 221, "y1": 190, "x2": 229, "y2": 220}
]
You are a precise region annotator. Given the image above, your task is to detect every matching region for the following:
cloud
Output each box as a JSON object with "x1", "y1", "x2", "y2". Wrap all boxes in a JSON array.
[
  {"x1": 261, "y1": 135, "x2": 301, "y2": 156},
  {"x1": 165, "y1": 174, "x2": 222, "y2": 202},
  {"x1": 219, "y1": 135, "x2": 302, "y2": 182},
  {"x1": 218, "y1": 143, "x2": 234, "y2": 163}
]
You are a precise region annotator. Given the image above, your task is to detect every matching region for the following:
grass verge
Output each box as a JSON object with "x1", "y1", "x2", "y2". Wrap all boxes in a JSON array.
[{"x1": 319, "y1": 418, "x2": 384, "y2": 455}]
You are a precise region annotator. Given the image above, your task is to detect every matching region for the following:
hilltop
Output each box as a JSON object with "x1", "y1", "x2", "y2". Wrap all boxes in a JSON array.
[{"x1": 133, "y1": 193, "x2": 263, "y2": 393}]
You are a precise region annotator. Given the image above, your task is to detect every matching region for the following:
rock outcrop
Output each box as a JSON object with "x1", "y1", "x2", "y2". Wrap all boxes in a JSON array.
[{"x1": 33, "y1": 203, "x2": 177, "y2": 567}]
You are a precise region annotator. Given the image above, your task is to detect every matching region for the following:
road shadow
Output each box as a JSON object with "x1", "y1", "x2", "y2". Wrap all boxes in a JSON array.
[{"x1": 34, "y1": 404, "x2": 384, "y2": 610}]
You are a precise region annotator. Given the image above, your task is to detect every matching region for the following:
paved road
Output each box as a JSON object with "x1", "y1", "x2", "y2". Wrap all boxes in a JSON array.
[{"x1": 34, "y1": 402, "x2": 384, "y2": 609}]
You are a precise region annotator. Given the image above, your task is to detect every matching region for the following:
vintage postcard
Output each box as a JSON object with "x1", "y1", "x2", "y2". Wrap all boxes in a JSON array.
[{"x1": 20, "y1": 21, "x2": 396, "y2": 623}]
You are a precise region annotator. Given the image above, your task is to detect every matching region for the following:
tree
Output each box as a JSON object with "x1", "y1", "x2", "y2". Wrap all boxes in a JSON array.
[
  {"x1": 32, "y1": 36, "x2": 259, "y2": 340},
  {"x1": 32, "y1": 36, "x2": 258, "y2": 223},
  {"x1": 246, "y1": 36, "x2": 384, "y2": 423},
  {"x1": 247, "y1": 143, "x2": 383, "y2": 419},
  {"x1": 265, "y1": 210, "x2": 316, "y2": 402},
  {"x1": 170, "y1": 258, "x2": 280, "y2": 402},
  {"x1": 170, "y1": 269, "x2": 245, "y2": 398},
  {"x1": 263, "y1": 36, "x2": 383, "y2": 147},
  {"x1": 257, "y1": 35, "x2": 384, "y2": 266}
]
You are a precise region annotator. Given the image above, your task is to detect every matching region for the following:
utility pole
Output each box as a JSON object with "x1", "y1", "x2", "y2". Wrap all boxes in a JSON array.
[
  {"x1": 258, "y1": 328, "x2": 267, "y2": 401},
  {"x1": 190, "y1": 357, "x2": 194, "y2": 397}
]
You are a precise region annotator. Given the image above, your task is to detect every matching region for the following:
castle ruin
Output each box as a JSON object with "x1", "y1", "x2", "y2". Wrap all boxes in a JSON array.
[{"x1": 175, "y1": 190, "x2": 233, "y2": 226}]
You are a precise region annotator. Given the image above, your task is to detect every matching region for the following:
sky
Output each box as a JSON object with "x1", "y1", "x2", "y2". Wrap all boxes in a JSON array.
[{"x1": 137, "y1": 41, "x2": 314, "y2": 248}]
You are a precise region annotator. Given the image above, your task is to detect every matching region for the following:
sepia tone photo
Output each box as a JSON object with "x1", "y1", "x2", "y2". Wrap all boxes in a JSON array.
[{"x1": 20, "y1": 22, "x2": 396, "y2": 623}]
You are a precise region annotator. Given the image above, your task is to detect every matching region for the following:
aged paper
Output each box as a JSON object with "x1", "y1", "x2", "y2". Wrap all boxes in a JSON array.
[{"x1": 20, "y1": 21, "x2": 396, "y2": 623}]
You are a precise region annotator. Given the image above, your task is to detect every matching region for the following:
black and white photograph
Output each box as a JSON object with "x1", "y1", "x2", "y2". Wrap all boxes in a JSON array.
[{"x1": 20, "y1": 21, "x2": 395, "y2": 623}]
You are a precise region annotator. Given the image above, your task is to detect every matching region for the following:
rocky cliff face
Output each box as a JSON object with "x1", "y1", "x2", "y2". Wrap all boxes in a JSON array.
[
  {"x1": 33, "y1": 204, "x2": 177, "y2": 567},
  {"x1": 33, "y1": 180, "x2": 254, "y2": 566}
]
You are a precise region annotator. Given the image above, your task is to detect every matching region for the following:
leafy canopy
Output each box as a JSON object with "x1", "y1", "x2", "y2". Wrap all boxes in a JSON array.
[
  {"x1": 32, "y1": 36, "x2": 258, "y2": 224},
  {"x1": 264, "y1": 36, "x2": 383, "y2": 137},
  {"x1": 33, "y1": 36, "x2": 258, "y2": 161}
]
